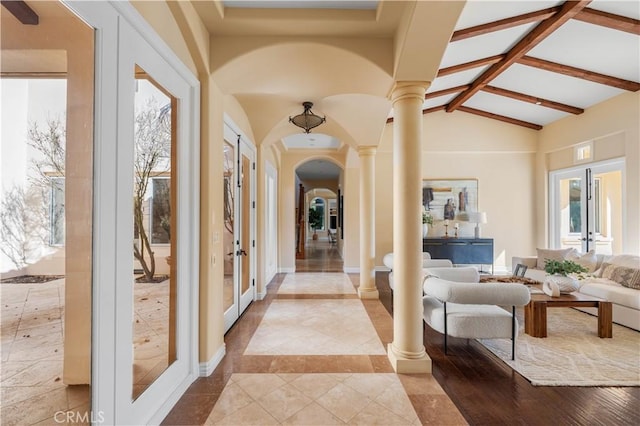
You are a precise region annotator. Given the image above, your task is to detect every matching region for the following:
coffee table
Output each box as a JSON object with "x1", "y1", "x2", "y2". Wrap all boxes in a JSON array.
[{"x1": 524, "y1": 287, "x2": 612, "y2": 338}]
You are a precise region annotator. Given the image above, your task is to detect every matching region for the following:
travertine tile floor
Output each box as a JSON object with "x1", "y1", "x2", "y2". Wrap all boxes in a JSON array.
[
  {"x1": 163, "y1": 273, "x2": 467, "y2": 425},
  {"x1": 1, "y1": 278, "x2": 170, "y2": 424}
]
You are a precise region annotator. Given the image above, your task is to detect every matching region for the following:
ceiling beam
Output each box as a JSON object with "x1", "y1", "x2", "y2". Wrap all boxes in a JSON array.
[
  {"x1": 481, "y1": 85, "x2": 584, "y2": 115},
  {"x1": 574, "y1": 8, "x2": 640, "y2": 35},
  {"x1": 425, "y1": 85, "x2": 470, "y2": 100},
  {"x1": 1, "y1": 0, "x2": 38, "y2": 25},
  {"x1": 423, "y1": 105, "x2": 447, "y2": 115},
  {"x1": 386, "y1": 105, "x2": 446, "y2": 124},
  {"x1": 518, "y1": 56, "x2": 640, "y2": 91},
  {"x1": 438, "y1": 55, "x2": 505, "y2": 77},
  {"x1": 451, "y1": 7, "x2": 560, "y2": 42},
  {"x1": 447, "y1": 1, "x2": 592, "y2": 112},
  {"x1": 457, "y1": 106, "x2": 543, "y2": 130}
]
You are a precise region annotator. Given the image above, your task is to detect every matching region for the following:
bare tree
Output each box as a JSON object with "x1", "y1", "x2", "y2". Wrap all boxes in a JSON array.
[
  {"x1": 133, "y1": 99, "x2": 171, "y2": 281},
  {"x1": 0, "y1": 185, "x2": 48, "y2": 269}
]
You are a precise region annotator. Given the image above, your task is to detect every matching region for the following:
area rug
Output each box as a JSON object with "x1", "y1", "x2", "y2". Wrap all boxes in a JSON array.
[{"x1": 478, "y1": 308, "x2": 640, "y2": 386}]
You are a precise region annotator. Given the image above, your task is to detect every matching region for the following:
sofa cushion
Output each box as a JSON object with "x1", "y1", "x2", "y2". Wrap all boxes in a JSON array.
[
  {"x1": 599, "y1": 264, "x2": 640, "y2": 289},
  {"x1": 536, "y1": 248, "x2": 574, "y2": 270},
  {"x1": 579, "y1": 279, "x2": 640, "y2": 310},
  {"x1": 566, "y1": 249, "x2": 598, "y2": 273}
]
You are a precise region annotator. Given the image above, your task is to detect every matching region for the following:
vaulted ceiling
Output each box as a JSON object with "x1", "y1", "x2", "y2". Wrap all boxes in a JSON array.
[{"x1": 404, "y1": 0, "x2": 640, "y2": 130}]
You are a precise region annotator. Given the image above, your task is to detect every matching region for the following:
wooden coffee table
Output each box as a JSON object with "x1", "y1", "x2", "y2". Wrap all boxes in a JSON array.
[{"x1": 524, "y1": 287, "x2": 613, "y2": 338}]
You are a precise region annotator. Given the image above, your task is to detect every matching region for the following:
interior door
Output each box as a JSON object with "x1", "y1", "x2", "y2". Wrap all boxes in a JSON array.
[
  {"x1": 223, "y1": 128, "x2": 256, "y2": 332},
  {"x1": 550, "y1": 158, "x2": 624, "y2": 255}
]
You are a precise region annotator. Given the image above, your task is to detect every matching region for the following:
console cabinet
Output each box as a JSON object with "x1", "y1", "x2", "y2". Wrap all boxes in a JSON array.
[{"x1": 423, "y1": 238, "x2": 494, "y2": 273}]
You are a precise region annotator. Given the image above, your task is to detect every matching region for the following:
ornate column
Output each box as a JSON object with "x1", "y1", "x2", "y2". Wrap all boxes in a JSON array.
[
  {"x1": 358, "y1": 146, "x2": 378, "y2": 299},
  {"x1": 387, "y1": 82, "x2": 431, "y2": 373}
]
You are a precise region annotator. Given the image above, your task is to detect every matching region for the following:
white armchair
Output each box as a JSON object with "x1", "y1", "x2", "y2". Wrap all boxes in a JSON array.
[
  {"x1": 383, "y1": 252, "x2": 454, "y2": 290},
  {"x1": 422, "y1": 270, "x2": 530, "y2": 359}
]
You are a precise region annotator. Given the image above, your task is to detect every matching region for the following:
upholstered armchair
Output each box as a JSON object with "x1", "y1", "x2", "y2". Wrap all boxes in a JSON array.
[
  {"x1": 383, "y1": 252, "x2": 454, "y2": 290},
  {"x1": 422, "y1": 269, "x2": 530, "y2": 359}
]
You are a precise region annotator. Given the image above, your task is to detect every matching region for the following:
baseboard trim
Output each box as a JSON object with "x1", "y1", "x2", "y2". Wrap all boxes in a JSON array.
[
  {"x1": 375, "y1": 266, "x2": 391, "y2": 272},
  {"x1": 279, "y1": 267, "x2": 295, "y2": 273},
  {"x1": 256, "y1": 290, "x2": 266, "y2": 300},
  {"x1": 199, "y1": 344, "x2": 225, "y2": 377},
  {"x1": 343, "y1": 267, "x2": 360, "y2": 273}
]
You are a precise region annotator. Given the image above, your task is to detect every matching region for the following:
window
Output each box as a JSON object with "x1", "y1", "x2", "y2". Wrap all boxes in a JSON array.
[
  {"x1": 310, "y1": 197, "x2": 325, "y2": 231},
  {"x1": 574, "y1": 141, "x2": 593, "y2": 163},
  {"x1": 50, "y1": 177, "x2": 65, "y2": 245},
  {"x1": 594, "y1": 177, "x2": 601, "y2": 234},
  {"x1": 151, "y1": 177, "x2": 171, "y2": 244}
]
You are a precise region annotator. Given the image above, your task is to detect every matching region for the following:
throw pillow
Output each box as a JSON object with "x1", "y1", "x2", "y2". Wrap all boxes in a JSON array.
[
  {"x1": 536, "y1": 248, "x2": 574, "y2": 270},
  {"x1": 601, "y1": 264, "x2": 640, "y2": 289},
  {"x1": 566, "y1": 249, "x2": 598, "y2": 273}
]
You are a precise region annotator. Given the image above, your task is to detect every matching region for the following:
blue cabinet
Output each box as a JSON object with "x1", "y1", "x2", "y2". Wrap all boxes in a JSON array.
[{"x1": 423, "y1": 238, "x2": 494, "y2": 273}]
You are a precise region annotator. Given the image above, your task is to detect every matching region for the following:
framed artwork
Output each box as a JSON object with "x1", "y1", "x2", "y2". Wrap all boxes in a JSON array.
[{"x1": 422, "y1": 179, "x2": 478, "y2": 221}]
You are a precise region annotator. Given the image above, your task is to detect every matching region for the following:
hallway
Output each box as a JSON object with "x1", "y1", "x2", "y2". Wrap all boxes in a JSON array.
[
  {"x1": 161, "y1": 272, "x2": 465, "y2": 425},
  {"x1": 295, "y1": 237, "x2": 344, "y2": 273}
]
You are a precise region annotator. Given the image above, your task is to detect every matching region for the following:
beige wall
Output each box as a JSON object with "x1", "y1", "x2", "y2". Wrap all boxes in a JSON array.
[
  {"x1": 376, "y1": 110, "x2": 538, "y2": 272},
  {"x1": 538, "y1": 92, "x2": 640, "y2": 254}
]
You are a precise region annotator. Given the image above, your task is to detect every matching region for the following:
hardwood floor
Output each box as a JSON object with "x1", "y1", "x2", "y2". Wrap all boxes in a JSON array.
[{"x1": 376, "y1": 272, "x2": 640, "y2": 426}]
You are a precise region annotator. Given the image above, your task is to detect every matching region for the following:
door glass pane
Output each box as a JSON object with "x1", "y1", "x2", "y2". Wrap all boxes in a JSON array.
[
  {"x1": 223, "y1": 142, "x2": 235, "y2": 312},
  {"x1": 1, "y1": 1, "x2": 94, "y2": 422},
  {"x1": 241, "y1": 154, "x2": 251, "y2": 294},
  {"x1": 592, "y1": 170, "x2": 622, "y2": 255},
  {"x1": 132, "y1": 66, "x2": 176, "y2": 400},
  {"x1": 558, "y1": 177, "x2": 582, "y2": 250}
]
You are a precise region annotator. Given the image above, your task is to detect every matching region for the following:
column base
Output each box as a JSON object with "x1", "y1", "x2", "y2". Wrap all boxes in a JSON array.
[
  {"x1": 358, "y1": 288, "x2": 379, "y2": 299},
  {"x1": 387, "y1": 343, "x2": 432, "y2": 374}
]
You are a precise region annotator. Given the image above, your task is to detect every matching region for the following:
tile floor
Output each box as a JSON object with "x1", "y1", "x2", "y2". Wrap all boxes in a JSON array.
[
  {"x1": 1, "y1": 278, "x2": 171, "y2": 424},
  {"x1": 162, "y1": 273, "x2": 467, "y2": 425}
]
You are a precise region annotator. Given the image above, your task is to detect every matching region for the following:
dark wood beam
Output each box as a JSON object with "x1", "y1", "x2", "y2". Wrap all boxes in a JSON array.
[
  {"x1": 518, "y1": 56, "x2": 640, "y2": 91},
  {"x1": 574, "y1": 8, "x2": 640, "y2": 35},
  {"x1": 386, "y1": 105, "x2": 446, "y2": 124},
  {"x1": 1, "y1": 1, "x2": 38, "y2": 25},
  {"x1": 451, "y1": 7, "x2": 561, "y2": 42},
  {"x1": 423, "y1": 105, "x2": 447, "y2": 115},
  {"x1": 447, "y1": 1, "x2": 592, "y2": 112},
  {"x1": 438, "y1": 55, "x2": 504, "y2": 77},
  {"x1": 458, "y1": 106, "x2": 543, "y2": 130},
  {"x1": 425, "y1": 85, "x2": 470, "y2": 100},
  {"x1": 481, "y1": 85, "x2": 584, "y2": 115}
]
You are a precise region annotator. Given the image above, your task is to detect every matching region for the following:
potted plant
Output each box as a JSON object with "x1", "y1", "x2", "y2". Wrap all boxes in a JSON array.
[
  {"x1": 422, "y1": 210, "x2": 433, "y2": 238},
  {"x1": 542, "y1": 259, "x2": 588, "y2": 296},
  {"x1": 308, "y1": 208, "x2": 323, "y2": 240}
]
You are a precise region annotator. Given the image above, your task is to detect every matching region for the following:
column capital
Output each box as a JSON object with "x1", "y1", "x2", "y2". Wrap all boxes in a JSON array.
[
  {"x1": 357, "y1": 145, "x2": 377, "y2": 157},
  {"x1": 389, "y1": 81, "x2": 430, "y2": 104}
]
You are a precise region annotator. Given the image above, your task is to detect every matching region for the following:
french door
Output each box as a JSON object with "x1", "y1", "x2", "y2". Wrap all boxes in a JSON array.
[
  {"x1": 223, "y1": 124, "x2": 256, "y2": 332},
  {"x1": 550, "y1": 158, "x2": 624, "y2": 255},
  {"x1": 68, "y1": 1, "x2": 200, "y2": 424}
]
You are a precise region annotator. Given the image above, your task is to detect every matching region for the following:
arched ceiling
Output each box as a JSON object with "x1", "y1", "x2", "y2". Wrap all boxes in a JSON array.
[{"x1": 191, "y1": 0, "x2": 464, "y2": 153}]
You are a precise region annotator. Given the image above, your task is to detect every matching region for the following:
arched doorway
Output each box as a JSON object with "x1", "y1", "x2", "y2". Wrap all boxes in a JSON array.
[{"x1": 294, "y1": 159, "x2": 343, "y2": 272}]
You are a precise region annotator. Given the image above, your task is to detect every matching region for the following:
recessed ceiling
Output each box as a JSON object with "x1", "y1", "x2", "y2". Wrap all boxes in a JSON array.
[
  {"x1": 296, "y1": 159, "x2": 341, "y2": 181},
  {"x1": 222, "y1": 0, "x2": 378, "y2": 10},
  {"x1": 282, "y1": 133, "x2": 341, "y2": 150}
]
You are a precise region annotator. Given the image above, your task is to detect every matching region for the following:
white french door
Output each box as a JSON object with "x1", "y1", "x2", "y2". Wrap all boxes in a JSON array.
[
  {"x1": 550, "y1": 158, "x2": 625, "y2": 255},
  {"x1": 223, "y1": 124, "x2": 256, "y2": 332},
  {"x1": 68, "y1": 1, "x2": 200, "y2": 424}
]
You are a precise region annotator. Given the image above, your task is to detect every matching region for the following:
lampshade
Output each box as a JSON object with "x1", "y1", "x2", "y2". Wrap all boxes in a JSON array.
[
  {"x1": 289, "y1": 101, "x2": 326, "y2": 134},
  {"x1": 469, "y1": 212, "x2": 487, "y2": 224}
]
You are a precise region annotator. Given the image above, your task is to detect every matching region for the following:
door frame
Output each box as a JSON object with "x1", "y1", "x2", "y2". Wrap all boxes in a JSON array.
[
  {"x1": 64, "y1": 1, "x2": 200, "y2": 424},
  {"x1": 222, "y1": 118, "x2": 256, "y2": 332},
  {"x1": 549, "y1": 157, "x2": 625, "y2": 252}
]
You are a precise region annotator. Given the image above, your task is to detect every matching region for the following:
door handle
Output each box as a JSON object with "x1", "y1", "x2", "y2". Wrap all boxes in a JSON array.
[{"x1": 237, "y1": 249, "x2": 247, "y2": 256}]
